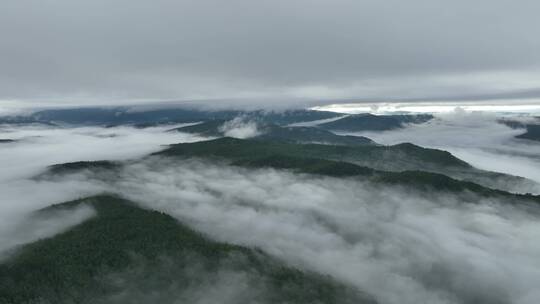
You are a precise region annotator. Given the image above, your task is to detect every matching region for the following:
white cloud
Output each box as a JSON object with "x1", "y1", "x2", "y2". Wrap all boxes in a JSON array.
[
  {"x1": 313, "y1": 100, "x2": 540, "y2": 115},
  {"x1": 219, "y1": 117, "x2": 261, "y2": 138},
  {"x1": 0, "y1": 124, "x2": 211, "y2": 256},
  {"x1": 72, "y1": 157, "x2": 540, "y2": 304},
  {"x1": 0, "y1": 123, "x2": 207, "y2": 181},
  {"x1": 2, "y1": 117, "x2": 540, "y2": 304},
  {"x1": 0, "y1": 204, "x2": 96, "y2": 260}
]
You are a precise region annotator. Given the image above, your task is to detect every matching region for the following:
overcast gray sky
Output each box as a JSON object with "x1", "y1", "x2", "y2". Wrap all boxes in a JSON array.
[{"x1": 1, "y1": 0, "x2": 540, "y2": 107}]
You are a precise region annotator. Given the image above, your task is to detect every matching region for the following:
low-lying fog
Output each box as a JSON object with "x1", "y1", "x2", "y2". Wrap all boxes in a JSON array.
[
  {"x1": 0, "y1": 123, "x2": 205, "y2": 181},
  {"x1": 43, "y1": 158, "x2": 540, "y2": 304},
  {"x1": 0, "y1": 123, "x2": 208, "y2": 257},
  {"x1": 338, "y1": 111, "x2": 540, "y2": 187},
  {"x1": 1, "y1": 113, "x2": 540, "y2": 304}
]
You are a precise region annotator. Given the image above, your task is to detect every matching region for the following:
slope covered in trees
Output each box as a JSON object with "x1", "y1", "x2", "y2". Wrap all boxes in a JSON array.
[
  {"x1": 317, "y1": 114, "x2": 433, "y2": 131},
  {"x1": 0, "y1": 195, "x2": 374, "y2": 304},
  {"x1": 157, "y1": 137, "x2": 470, "y2": 171},
  {"x1": 173, "y1": 121, "x2": 375, "y2": 146}
]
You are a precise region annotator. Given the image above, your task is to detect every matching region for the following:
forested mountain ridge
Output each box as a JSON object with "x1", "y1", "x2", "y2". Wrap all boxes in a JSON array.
[
  {"x1": 317, "y1": 114, "x2": 433, "y2": 131},
  {"x1": 172, "y1": 121, "x2": 376, "y2": 146},
  {"x1": 0, "y1": 195, "x2": 375, "y2": 304}
]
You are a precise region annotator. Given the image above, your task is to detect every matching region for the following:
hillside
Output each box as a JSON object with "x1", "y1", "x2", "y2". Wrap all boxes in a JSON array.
[
  {"x1": 516, "y1": 124, "x2": 540, "y2": 141},
  {"x1": 43, "y1": 148, "x2": 540, "y2": 205},
  {"x1": 173, "y1": 121, "x2": 375, "y2": 146},
  {"x1": 45, "y1": 160, "x2": 122, "y2": 175},
  {"x1": 317, "y1": 114, "x2": 433, "y2": 131},
  {"x1": 153, "y1": 137, "x2": 540, "y2": 196},
  {"x1": 213, "y1": 154, "x2": 540, "y2": 203},
  {"x1": 156, "y1": 137, "x2": 470, "y2": 172},
  {"x1": 0, "y1": 195, "x2": 374, "y2": 304},
  {"x1": 497, "y1": 119, "x2": 540, "y2": 141}
]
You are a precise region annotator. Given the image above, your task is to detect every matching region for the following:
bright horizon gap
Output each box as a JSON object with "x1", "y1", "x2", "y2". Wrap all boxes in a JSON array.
[
  {"x1": 2, "y1": 99, "x2": 540, "y2": 116},
  {"x1": 312, "y1": 100, "x2": 540, "y2": 115}
]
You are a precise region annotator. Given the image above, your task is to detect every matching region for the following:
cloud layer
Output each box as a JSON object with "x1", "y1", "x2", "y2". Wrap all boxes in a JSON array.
[
  {"x1": 76, "y1": 157, "x2": 540, "y2": 304},
  {"x1": 0, "y1": 123, "x2": 209, "y2": 256},
  {"x1": 1, "y1": 0, "x2": 540, "y2": 106},
  {"x1": 2, "y1": 117, "x2": 540, "y2": 303}
]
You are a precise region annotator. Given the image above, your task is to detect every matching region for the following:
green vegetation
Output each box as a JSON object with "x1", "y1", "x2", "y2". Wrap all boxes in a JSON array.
[
  {"x1": 257, "y1": 125, "x2": 375, "y2": 146},
  {"x1": 516, "y1": 124, "x2": 540, "y2": 141},
  {"x1": 498, "y1": 119, "x2": 540, "y2": 141},
  {"x1": 38, "y1": 138, "x2": 536, "y2": 202},
  {"x1": 318, "y1": 114, "x2": 433, "y2": 131},
  {"x1": 238, "y1": 155, "x2": 539, "y2": 200},
  {"x1": 171, "y1": 120, "x2": 224, "y2": 136},
  {"x1": 0, "y1": 195, "x2": 374, "y2": 304},
  {"x1": 156, "y1": 137, "x2": 470, "y2": 170},
  {"x1": 234, "y1": 155, "x2": 376, "y2": 177},
  {"x1": 173, "y1": 121, "x2": 376, "y2": 146},
  {"x1": 374, "y1": 170, "x2": 501, "y2": 195},
  {"x1": 45, "y1": 160, "x2": 122, "y2": 175},
  {"x1": 155, "y1": 138, "x2": 539, "y2": 202}
]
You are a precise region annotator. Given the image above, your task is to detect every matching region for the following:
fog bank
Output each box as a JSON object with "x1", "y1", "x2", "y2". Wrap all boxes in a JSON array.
[
  {"x1": 63, "y1": 157, "x2": 540, "y2": 304},
  {"x1": 0, "y1": 124, "x2": 209, "y2": 255},
  {"x1": 336, "y1": 111, "x2": 540, "y2": 193},
  {"x1": 2, "y1": 121, "x2": 540, "y2": 303}
]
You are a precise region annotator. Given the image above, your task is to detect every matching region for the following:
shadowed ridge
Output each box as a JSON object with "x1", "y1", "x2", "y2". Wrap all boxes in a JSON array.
[
  {"x1": 516, "y1": 124, "x2": 540, "y2": 141},
  {"x1": 318, "y1": 114, "x2": 433, "y2": 131},
  {"x1": 44, "y1": 160, "x2": 122, "y2": 175},
  {"x1": 233, "y1": 155, "x2": 376, "y2": 177},
  {"x1": 156, "y1": 137, "x2": 470, "y2": 170},
  {"x1": 155, "y1": 138, "x2": 540, "y2": 203},
  {"x1": 172, "y1": 120, "x2": 376, "y2": 146},
  {"x1": 390, "y1": 142, "x2": 471, "y2": 168}
]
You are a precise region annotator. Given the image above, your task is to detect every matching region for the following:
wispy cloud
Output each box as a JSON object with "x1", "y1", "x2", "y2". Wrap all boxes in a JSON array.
[
  {"x1": 1, "y1": 0, "x2": 540, "y2": 105},
  {"x1": 0, "y1": 124, "x2": 211, "y2": 256},
  {"x1": 71, "y1": 157, "x2": 540, "y2": 304},
  {"x1": 2, "y1": 118, "x2": 540, "y2": 304},
  {"x1": 218, "y1": 117, "x2": 262, "y2": 138}
]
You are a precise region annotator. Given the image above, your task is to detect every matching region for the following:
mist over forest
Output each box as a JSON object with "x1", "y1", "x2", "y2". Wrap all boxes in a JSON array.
[
  {"x1": 1, "y1": 105, "x2": 540, "y2": 304},
  {"x1": 2, "y1": 0, "x2": 540, "y2": 303}
]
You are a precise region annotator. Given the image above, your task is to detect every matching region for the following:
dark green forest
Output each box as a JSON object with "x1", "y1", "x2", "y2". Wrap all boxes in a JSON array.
[
  {"x1": 156, "y1": 137, "x2": 470, "y2": 170},
  {"x1": 0, "y1": 195, "x2": 374, "y2": 304}
]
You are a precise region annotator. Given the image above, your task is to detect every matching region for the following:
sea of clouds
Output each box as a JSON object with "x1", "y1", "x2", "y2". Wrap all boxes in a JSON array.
[
  {"x1": 337, "y1": 111, "x2": 540, "y2": 188},
  {"x1": 1, "y1": 113, "x2": 540, "y2": 304},
  {"x1": 0, "y1": 123, "x2": 208, "y2": 258}
]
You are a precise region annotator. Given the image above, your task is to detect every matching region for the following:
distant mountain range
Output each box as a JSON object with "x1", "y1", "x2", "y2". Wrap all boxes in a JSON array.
[
  {"x1": 171, "y1": 121, "x2": 376, "y2": 146},
  {"x1": 317, "y1": 113, "x2": 433, "y2": 131},
  {"x1": 0, "y1": 107, "x2": 340, "y2": 126},
  {"x1": 0, "y1": 107, "x2": 433, "y2": 132}
]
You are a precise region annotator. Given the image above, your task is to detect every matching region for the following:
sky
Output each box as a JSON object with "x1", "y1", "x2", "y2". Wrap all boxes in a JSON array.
[{"x1": 1, "y1": 0, "x2": 540, "y2": 108}]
